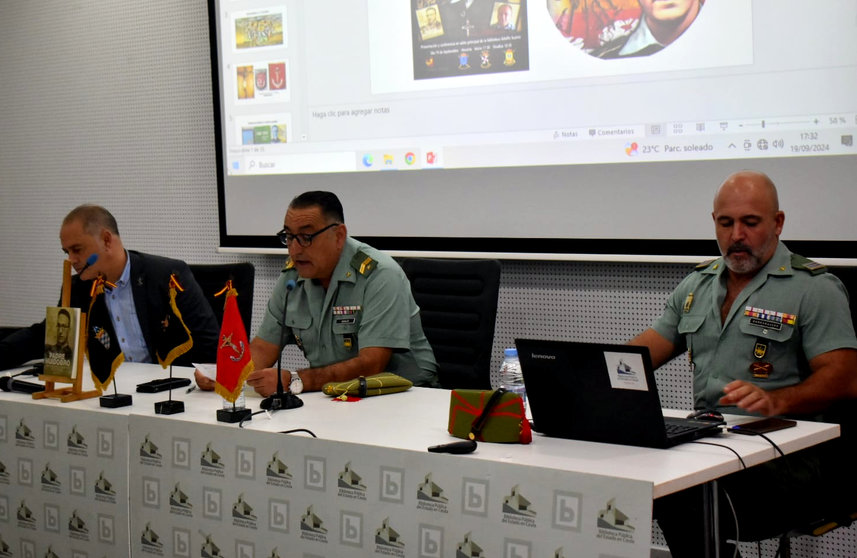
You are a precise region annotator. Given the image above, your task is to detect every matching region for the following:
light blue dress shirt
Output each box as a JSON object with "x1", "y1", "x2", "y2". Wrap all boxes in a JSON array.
[{"x1": 104, "y1": 251, "x2": 151, "y2": 363}]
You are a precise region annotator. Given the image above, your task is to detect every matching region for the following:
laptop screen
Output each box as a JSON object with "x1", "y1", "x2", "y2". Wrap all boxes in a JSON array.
[{"x1": 515, "y1": 339, "x2": 674, "y2": 448}]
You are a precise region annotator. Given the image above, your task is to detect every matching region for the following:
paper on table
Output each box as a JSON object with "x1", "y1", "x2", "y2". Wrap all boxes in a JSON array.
[{"x1": 193, "y1": 363, "x2": 217, "y2": 380}]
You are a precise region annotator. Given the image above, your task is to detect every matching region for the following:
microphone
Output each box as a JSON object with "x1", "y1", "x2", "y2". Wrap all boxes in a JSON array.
[
  {"x1": 0, "y1": 373, "x2": 43, "y2": 393},
  {"x1": 260, "y1": 279, "x2": 303, "y2": 411},
  {"x1": 79, "y1": 253, "x2": 98, "y2": 275}
]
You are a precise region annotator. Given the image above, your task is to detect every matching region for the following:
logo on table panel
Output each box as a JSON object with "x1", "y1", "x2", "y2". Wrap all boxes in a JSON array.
[
  {"x1": 552, "y1": 490, "x2": 582, "y2": 532},
  {"x1": 44, "y1": 421, "x2": 60, "y2": 450},
  {"x1": 67, "y1": 425, "x2": 88, "y2": 456},
  {"x1": 45, "y1": 503, "x2": 61, "y2": 533},
  {"x1": 40, "y1": 545, "x2": 61, "y2": 558},
  {"x1": 16, "y1": 499, "x2": 36, "y2": 529},
  {"x1": 462, "y1": 478, "x2": 489, "y2": 517},
  {"x1": 97, "y1": 427, "x2": 114, "y2": 458},
  {"x1": 95, "y1": 470, "x2": 117, "y2": 503},
  {"x1": 300, "y1": 505, "x2": 329, "y2": 544},
  {"x1": 0, "y1": 460, "x2": 8, "y2": 484},
  {"x1": 337, "y1": 461, "x2": 367, "y2": 501},
  {"x1": 416, "y1": 473, "x2": 448, "y2": 513},
  {"x1": 0, "y1": 533, "x2": 11, "y2": 557},
  {"x1": 139, "y1": 434, "x2": 163, "y2": 467},
  {"x1": 304, "y1": 456, "x2": 326, "y2": 492},
  {"x1": 169, "y1": 482, "x2": 193, "y2": 517},
  {"x1": 40, "y1": 463, "x2": 61, "y2": 494},
  {"x1": 266, "y1": 451, "x2": 293, "y2": 488},
  {"x1": 15, "y1": 419, "x2": 35, "y2": 448},
  {"x1": 201, "y1": 442, "x2": 225, "y2": 477},
  {"x1": 140, "y1": 522, "x2": 164, "y2": 556},
  {"x1": 455, "y1": 532, "x2": 485, "y2": 557},
  {"x1": 232, "y1": 493, "x2": 258, "y2": 529},
  {"x1": 374, "y1": 517, "x2": 406, "y2": 556},
  {"x1": 595, "y1": 497, "x2": 636, "y2": 545},
  {"x1": 68, "y1": 509, "x2": 90, "y2": 541},
  {"x1": 502, "y1": 484, "x2": 537, "y2": 528}
]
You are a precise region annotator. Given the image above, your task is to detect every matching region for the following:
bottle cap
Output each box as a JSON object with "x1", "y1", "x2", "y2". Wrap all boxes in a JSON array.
[{"x1": 504, "y1": 348, "x2": 518, "y2": 358}]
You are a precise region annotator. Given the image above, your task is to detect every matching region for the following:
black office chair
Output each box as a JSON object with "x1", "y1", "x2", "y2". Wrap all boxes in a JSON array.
[
  {"x1": 0, "y1": 327, "x2": 22, "y2": 342},
  {"x1": 767, "y1": 265, "x2": 857, "y2": 557},
  {"x1": 400, "y1": 258, "x2": 501, "y2": 390},
  {"x1": 188, "y1": 263, "x2": 255, "y2": 327}
]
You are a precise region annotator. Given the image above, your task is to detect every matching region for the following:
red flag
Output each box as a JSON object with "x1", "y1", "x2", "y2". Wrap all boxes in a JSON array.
[{"x1": 215, "y1": 284, "x2": 254, "y2": 403}]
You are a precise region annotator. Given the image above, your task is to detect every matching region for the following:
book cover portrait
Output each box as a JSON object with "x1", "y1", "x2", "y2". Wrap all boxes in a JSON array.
[{"x1": 43, "y1": 306, "x2": 81, "y2": 379}]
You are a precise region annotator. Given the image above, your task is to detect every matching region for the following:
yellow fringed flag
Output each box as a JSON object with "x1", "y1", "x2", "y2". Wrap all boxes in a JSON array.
[
  {"x1": 155, "y1": 274, "x2": 194, "y2": 368},
  {"x1": 87, "y1": 277, "x2": 124, "y2": 390}
]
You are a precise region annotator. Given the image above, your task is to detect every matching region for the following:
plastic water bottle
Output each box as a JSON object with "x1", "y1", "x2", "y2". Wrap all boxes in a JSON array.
[{"x1": 498, "y1": 348, "x2": 526, "y2": 409}]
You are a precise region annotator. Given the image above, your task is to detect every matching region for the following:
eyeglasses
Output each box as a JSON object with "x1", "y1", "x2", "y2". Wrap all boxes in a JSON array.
[{"x1": 276, "y1": 223, "x2": 339, "y2": 247}]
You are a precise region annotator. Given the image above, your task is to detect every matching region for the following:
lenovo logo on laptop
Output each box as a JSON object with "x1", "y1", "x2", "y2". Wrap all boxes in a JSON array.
[{"x1": 529, "y1": 353, "x2": 556, "y2": 360}]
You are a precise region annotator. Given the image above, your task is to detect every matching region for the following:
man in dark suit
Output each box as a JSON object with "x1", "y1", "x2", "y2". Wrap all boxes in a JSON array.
[{"x1": 0, "y1": 205, "x2": 219, "y2": 370}]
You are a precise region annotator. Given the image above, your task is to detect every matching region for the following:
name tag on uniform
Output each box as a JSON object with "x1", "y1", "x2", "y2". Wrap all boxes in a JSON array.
[{"x1": 334, "y1": 305, "x2": 360, "y2": 326}]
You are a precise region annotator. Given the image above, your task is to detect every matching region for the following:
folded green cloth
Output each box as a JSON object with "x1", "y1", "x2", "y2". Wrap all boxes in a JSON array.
[{"x1": 322, "y1": 372, "x2": 413, "y2": 398}]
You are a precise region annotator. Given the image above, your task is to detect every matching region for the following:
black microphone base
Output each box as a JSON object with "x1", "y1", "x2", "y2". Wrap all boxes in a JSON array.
[
  {"x1": 260, "y1": 392, "x2": 304, "y2": 411},
  {"x1": 155, "y1": 400, "x2": 185, "y2": 415},
  {"x1": 100, "y1": 393, "x2": 133, "y2": 408}
]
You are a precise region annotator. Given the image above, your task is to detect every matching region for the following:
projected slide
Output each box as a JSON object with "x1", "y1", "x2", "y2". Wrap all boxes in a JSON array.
[{"x1": 209, "y1": 0, "x2": 857, "y2": 256}]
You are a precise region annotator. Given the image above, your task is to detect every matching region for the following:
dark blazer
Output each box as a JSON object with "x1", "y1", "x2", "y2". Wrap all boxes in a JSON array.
[{"x1": 0, "y1": 251, "x2": 220, "y2": 370}]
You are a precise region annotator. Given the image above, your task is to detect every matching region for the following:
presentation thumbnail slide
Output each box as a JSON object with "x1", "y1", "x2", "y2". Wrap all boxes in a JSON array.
[
  {"x1": 236, "y1": 113, "x2": 292, "y2": 145},
  {"x1": 234, "y1": 60, "x2": 290, "y2": 103},
  {"x1": 233, "y1": 7, "x2": 287, "y2": 51}
]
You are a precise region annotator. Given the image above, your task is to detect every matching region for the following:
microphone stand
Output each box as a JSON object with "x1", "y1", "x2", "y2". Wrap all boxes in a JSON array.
[{"x1": 261, "y1": 280, "x2": 303, "y2": 411}]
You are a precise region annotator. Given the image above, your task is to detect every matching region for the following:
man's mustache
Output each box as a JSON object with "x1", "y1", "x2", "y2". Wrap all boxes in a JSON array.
[{"x1": 727, "y1": 243, "x2": 752, "y2": 255}]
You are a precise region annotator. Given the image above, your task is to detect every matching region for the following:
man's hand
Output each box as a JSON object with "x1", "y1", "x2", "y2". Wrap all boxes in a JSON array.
[
  {"x1": 194, "y1": 369, "x2": 216, "y2": 391},
  {"x1": 721, "y1": 349, "x2": 857, "y2": 417},
  {"x1": 720, "y1": 380, "x2": 782, "y2": 416},
  {"x1": 246, "y1": 367, "x2": 288, "y2": 397}
]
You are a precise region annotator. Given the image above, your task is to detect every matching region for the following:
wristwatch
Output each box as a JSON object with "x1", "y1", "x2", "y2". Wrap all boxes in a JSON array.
[{"x1": 289, "y1": 371, "x2": 303, "y2": 394}]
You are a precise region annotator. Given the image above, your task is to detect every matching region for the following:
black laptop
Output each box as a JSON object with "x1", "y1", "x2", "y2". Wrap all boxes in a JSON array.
[{"x1": 515, "y1": 339, "x2": 724, "y2": 449}]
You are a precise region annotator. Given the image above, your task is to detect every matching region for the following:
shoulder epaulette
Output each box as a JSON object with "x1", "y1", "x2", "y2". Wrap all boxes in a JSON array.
[
  {"x1": 694, "y1": 258, "x2": 717, "y2": 270},
  {"x1": 790, "y1": 254, "x2": 827, "y2": 275},
  {"x1": 350, "y1": 251, "x2": 377, "y2": 276},
  {"x1": 282, "y1": 257, "x2": 295, "y2": 272}
]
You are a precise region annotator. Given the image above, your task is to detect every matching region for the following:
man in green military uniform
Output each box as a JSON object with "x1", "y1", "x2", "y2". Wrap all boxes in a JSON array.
[
  {"x1": 631, "y1": 170, "x2": 857, "y2": 557},
  {"x1": 198, "y1": 191, "x2": 437, "y2": 395}
]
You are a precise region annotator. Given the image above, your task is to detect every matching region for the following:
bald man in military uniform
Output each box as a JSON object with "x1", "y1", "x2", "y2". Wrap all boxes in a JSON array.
[
  {"x1": 196, "y1": 191, "x2": 437, "y2": 395},
  {"x1": 631, "y1": 170, "x2": 857, "y2": 557}
]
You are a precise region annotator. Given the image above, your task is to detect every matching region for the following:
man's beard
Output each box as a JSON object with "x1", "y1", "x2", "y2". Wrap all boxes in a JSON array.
[{"x1": 722, "y1": 238, "x2": 774, "y2": 274}]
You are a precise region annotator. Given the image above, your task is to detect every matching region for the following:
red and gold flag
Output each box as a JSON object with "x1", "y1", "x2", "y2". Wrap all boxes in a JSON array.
[{"x1": 215, "y1": 282, "x2": 254, "y2": 403}]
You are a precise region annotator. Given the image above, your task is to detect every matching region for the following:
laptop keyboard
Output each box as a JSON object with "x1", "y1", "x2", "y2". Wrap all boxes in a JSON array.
[{"x1": 663, "y1": 419, "x2": 701, "y2": 437}]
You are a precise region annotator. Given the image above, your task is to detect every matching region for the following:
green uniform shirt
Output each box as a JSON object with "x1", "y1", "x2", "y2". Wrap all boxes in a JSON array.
[
  {"x1": 257, "y1": 237, "x2": 438, "y2": 386},
  {"x1": 653, "y1": 242, "x2": 857, "y2": 414}
]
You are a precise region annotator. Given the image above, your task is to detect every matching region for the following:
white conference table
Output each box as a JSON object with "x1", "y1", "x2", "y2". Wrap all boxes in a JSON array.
[
  {"x1": 1, "y1": 363, "x2": 840, "y2": 557},
  {"x1": 164, "y1": 366, "x2": 838, "y2": 497}
]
